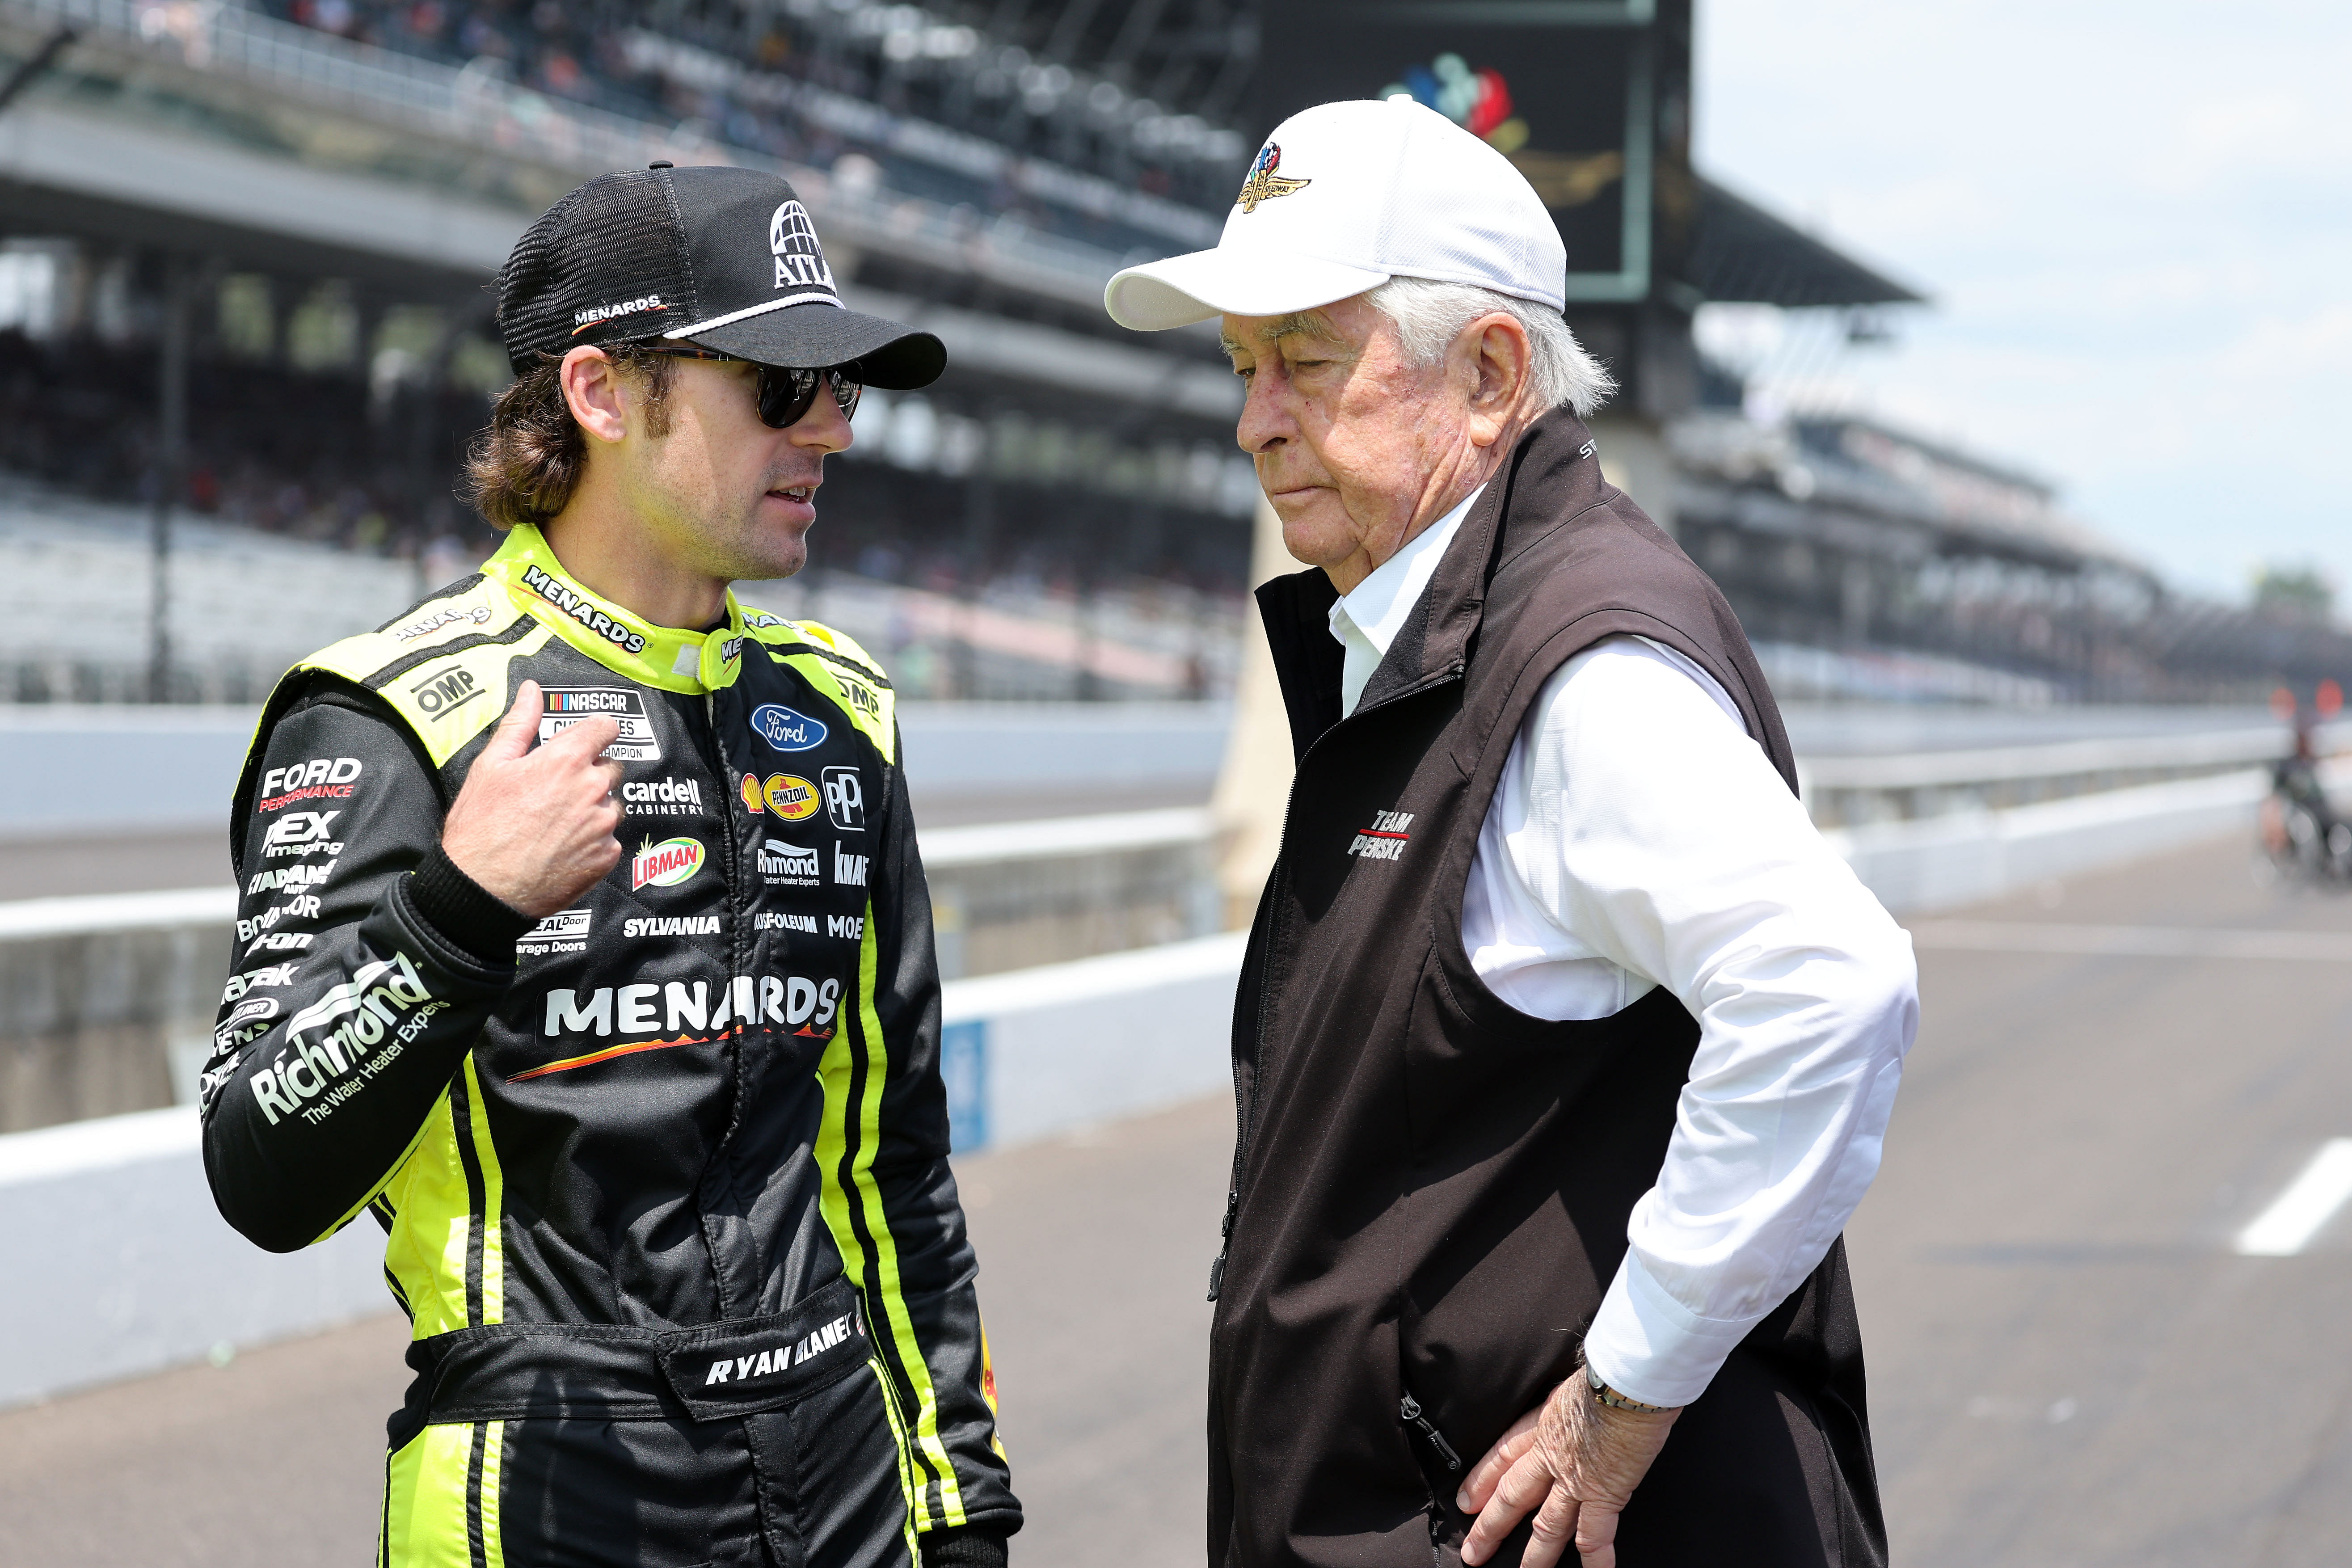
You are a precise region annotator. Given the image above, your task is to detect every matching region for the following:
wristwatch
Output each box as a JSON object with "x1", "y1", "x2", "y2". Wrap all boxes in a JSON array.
[{"x1": 1585, "y1": 1369, "x2": 1676, "y2": 1414}]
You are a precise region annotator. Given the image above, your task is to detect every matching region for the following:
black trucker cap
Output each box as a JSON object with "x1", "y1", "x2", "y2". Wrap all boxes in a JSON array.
[{"x1": 495, "y1": 162, "x2": 945, "y2": 389}]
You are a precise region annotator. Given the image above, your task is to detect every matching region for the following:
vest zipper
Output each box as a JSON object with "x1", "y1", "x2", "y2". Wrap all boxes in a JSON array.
[{"x1": 1399, "y1": 1392, "x2": 1463, "y2": 1472}]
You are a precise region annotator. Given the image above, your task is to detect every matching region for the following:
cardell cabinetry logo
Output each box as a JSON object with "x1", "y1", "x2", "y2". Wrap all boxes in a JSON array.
[
  {"x1": 630, "y1": 836, "x2": 705, "y2": 891},
  {"x1": 750, "y1": 704, "x2": 828, "y2": 753}
]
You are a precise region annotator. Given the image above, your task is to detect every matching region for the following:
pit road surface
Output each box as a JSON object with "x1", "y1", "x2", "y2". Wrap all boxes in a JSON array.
[{"x1": 4, "y1": 833, "x2": 2350, "y2": 1567}]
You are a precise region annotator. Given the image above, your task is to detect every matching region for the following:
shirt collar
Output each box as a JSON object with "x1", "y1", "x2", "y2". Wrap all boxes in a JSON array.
[{"x1": 1327, "y1": 485, "x2": 1484, "y2": 664}]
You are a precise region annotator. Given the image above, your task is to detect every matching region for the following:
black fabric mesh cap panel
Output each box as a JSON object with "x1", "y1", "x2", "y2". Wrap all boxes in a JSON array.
[{"x1": 496, "y1": 169, "x2": 698, "y2": 371}]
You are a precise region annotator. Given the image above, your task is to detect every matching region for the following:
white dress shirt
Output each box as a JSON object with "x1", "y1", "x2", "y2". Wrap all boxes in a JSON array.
[{"x1": 1331, "y1": 497, "x2": 1918, "y2": 1410}]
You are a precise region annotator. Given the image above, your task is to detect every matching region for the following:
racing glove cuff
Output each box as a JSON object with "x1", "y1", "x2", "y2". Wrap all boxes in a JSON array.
[
  {"x1": 408, "y1": 843, "x2": 533, "y2": 966},
  {"x1": 919, "y1": 1527, "x2": 1009, "y2": 1568}
]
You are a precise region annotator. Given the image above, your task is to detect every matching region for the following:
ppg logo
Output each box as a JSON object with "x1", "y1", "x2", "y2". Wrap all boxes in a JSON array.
[
  {"x1": 751, "y1": 704, "x2": 828, "y2": 753},
  {"x1": 822, "y1": 766, "x2": 865, "y2": 832}
]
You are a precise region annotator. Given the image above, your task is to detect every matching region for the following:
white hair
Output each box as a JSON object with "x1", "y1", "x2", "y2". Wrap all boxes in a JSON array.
[{"x1": 1365, "y1": 276, "x2": 1616, "y2": 417}]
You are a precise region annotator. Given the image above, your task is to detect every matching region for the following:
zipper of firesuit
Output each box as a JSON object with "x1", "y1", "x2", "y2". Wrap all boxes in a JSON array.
[
  {"x1": 1205, "y1": 655, "x2": 1468, "y2": 1303},
  {"x1": 1399, "y1": 1393, "x2": 1463, "y2": 1472}
]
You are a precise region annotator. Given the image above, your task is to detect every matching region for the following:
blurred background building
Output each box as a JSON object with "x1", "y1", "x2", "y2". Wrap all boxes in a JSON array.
[{"x1": 0, "y1": 0, "x2": 2340, "y2": 706}]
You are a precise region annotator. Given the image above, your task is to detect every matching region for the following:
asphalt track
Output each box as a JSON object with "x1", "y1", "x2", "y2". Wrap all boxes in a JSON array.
[{"x1": 4, "y1": 832, "x2": 2352, "y2": 1567}]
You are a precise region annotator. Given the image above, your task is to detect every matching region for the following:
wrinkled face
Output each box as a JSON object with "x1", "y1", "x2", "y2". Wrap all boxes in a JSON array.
[
  {"x1": 614, "y1": 358, "x2": 852, "y2": 583},
  {"x1": 1222, "y1": 295, "x2": 1471, "y2": 580}
]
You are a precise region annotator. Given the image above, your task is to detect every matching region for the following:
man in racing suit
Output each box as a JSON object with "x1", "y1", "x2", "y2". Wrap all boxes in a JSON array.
[{"x1": 199, "y1": 163, "x2": 1020, "y2": 1568}]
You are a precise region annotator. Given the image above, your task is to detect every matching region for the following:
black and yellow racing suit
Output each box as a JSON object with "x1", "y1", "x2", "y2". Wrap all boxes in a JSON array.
[{"x1": 199, "y1": 524, "x2": 1019, "y2": 1568}]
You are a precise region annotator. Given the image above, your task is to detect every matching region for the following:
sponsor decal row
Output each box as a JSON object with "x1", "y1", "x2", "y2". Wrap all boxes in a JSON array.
[{"x1": 738, "y1": 766, "x2": 865, "y2": 832}]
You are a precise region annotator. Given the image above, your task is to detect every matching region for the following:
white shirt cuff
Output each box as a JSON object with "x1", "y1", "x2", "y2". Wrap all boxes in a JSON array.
[{"x1": 1581, "y1": 1250, "x2": 1761, "y2": 1409}]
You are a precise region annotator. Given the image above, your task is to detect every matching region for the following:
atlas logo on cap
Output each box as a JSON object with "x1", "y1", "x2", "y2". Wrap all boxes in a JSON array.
[
  {"x1": 769, "y1": 201, "x2": 836, "y2": 295},
  {"x1": 1236, "y1": 143, "x2": 1310, "y2": 214}
]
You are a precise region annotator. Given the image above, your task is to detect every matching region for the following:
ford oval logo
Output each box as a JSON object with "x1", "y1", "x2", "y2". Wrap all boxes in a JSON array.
[{"x1": 750, "y1": 704, "x2": 828, "y2": 753}]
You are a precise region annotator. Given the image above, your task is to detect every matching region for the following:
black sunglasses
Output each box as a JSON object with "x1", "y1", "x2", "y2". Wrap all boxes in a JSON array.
[{"x1": 641, "y1": 346, "x2": 863, "y2": 429}]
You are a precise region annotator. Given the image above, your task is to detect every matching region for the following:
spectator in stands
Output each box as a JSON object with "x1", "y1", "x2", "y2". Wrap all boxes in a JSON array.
[{"x1": 1107, "y1": 97, "x2": 1919, "y2": 1568}]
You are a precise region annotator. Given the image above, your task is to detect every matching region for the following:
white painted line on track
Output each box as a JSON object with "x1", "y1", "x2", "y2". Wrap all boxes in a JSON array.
[
  {"x1": 1910, "y1": 921, "x2": 2352, "y2": 963},
  {"x1": 2237, "y1": 1140, "x2": 2352, "y2": 1256}
]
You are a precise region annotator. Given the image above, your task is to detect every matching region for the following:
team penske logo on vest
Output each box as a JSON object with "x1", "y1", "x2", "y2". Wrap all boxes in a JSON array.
[
  {"x1": 1348, "y1": 810, "x2": 1413, "y2": 861},
  {"x1": 700, "y1": 1311, "x2": 861, "y2": 1387},
  {"x1": 248, "y1": 953, "x2": 439, "y2": 1126},
  {"x1": 520, "y1": 565, "x2": 651, "y2": 655}
]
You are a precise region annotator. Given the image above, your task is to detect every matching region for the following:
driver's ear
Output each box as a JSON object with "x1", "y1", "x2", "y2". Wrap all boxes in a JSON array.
[{"x1": 560, "y1": 348, "x2": 629, "y2": 445}]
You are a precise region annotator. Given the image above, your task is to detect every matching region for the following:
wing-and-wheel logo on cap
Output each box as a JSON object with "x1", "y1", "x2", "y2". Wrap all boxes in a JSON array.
[
  {"x1": 768, "y1": 200, "x2": 838, "y2": 295},
  {"x1": 1235, "y1": 142, "x2": 1310, "y2": 214}
]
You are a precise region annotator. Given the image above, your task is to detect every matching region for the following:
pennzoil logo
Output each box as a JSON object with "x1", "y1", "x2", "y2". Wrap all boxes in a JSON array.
[
  {"x1": 1236, "y1": 142, "x2": 1310, "y2": 213},
  {"x1": 740, "y1": 772, "x2": 820, "y2": 819}
]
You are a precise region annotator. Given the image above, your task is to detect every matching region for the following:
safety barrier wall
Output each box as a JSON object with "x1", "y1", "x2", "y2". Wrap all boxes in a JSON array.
[{"x1": 0, "y1": 931, "x2": 1248, "y2": 1409}]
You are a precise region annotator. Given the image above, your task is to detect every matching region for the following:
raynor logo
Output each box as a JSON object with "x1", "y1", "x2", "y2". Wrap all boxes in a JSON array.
[
  {"x1": 1348, "y1": 810, "x2": 1413, "y2": 861},
  {"x1": 759, "y1": 839, "x2": 819, "y2": 886},
  {"x1": 700, "y1": 1311, "x2": 861, "y2": 1387}
]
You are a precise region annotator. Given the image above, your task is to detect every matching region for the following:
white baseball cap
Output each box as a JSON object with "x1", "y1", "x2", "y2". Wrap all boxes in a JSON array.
[{"x1": 1104, "y1": 96, "x2": 1568, "y2": 333}]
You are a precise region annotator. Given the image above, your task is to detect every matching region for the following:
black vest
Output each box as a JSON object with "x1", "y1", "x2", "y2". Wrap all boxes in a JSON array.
[{"x1": 1207, "y1": 412, "x2": 1885, "y2": 1568}]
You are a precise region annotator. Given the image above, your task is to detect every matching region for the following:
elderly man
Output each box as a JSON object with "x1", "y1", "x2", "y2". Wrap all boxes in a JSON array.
[{"x1": 1106, "y1": 99, "x2": 1917, "y2": 1568}]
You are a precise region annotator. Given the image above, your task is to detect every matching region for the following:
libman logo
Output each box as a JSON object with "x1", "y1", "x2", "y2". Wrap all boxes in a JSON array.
[
  {"x1": 631, "y1": 836, "x2": 705, "y2": 891},
  {"x1": 248, "y1": 954, "x2": 441, "y2": 1126}
]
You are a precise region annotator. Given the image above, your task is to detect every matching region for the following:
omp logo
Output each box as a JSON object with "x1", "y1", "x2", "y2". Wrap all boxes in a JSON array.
[
  {"x1": 408, "y1": 666, "x2": 485, "y2": 718},
  {"x1": 834, "y1": 677, "x2": 881, "y2": 721},
  {"x1": 833, "y1": 846, "x2": 868, "y2": 887},
  {"x1": 622, "y1": 915, "x2": 722, "y2": 938},
  {"x1": 257, "y1": 758, "x2": 361, "y2": 812},
  {"x1": 261, "y1": 811, "x2": 342, "y2": 857},
  {"x1": 750, "y1": 705, "x2": 828, "y2": 753},
  {"x1": 520, "y1": 565, "x2": 651, "y2": 655},
  {"x1": 249, "y1": 953, "x2": 438, "y2": 1126},
  {"x1": 700, "y1": 1311, "x2": 861, "y2": 1387},
  {"x1": 238, "y1": 895, "x2": 321, "y2": 942},
  {"x1": 826, "y1": 914, "x2": 864, "y2": 941},
  {"x1": 755, "y1": 911, "x2": 816, "y2": 933},
  {"x1": 768, "y1": 201, "x2": 837, "y2": 294},
  {"x1": 221, "y1": 961, "x2": 297, "y2": 1004},
  {"x1": 540, "y1": 687, "x2": 661, "y2": 762},
  {"x1": 540, "y1": 974, "x2": 840, "y2": 1037},
  {"x1": 822, "y1": 766, "x2": 865, "y2": 831},
  {"x1": 1348, "y1": 810, "x2": 1414, "y2": 861},
  {"x1": 248, "y1": 861, "x2": 333, "y2": 896},
  {"x1": 391, "y1": 603, "x2": 492, "y2": 643},
  {"x1": 631, "y1": 836, "x2": 705, "y2": 891},
  {"x1": 248, "y1": 932, "x2": 313, "y2": 953},
  {"x1": 572, "y1": 293, "x2": 666, "y2": 332}
]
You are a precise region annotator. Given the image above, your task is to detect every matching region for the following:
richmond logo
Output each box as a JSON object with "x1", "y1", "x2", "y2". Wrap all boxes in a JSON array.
[{"x1": 769, "y1": 201, "x2": 837, "y2": 295}]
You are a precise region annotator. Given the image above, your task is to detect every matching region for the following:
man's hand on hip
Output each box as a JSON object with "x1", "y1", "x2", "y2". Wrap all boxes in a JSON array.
[
  {"x1": 1457, "y1": 1368, "x2": 1680, "y2": 1568},
  {"x1": 442, "y1": 679, "x2": 624, "y2": 919}
]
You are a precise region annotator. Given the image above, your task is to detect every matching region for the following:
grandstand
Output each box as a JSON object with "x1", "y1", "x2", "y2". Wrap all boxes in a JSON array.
[{"x1": 0, "y1": 0, "x2": 2338, "y2": 704}]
